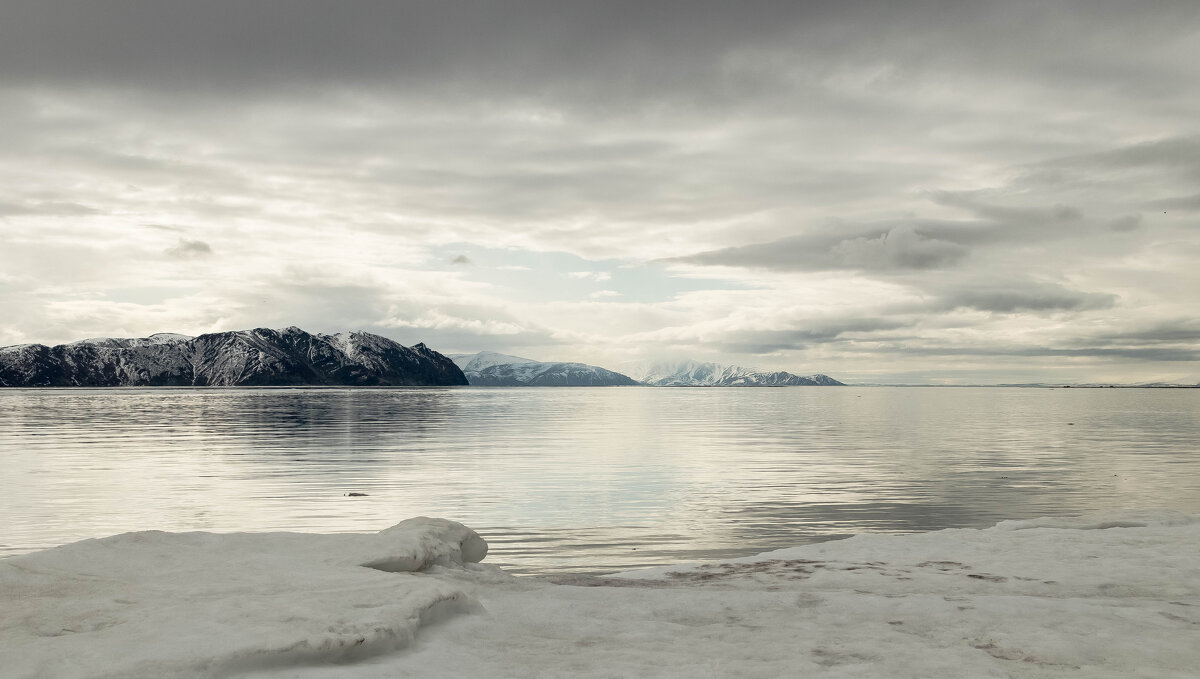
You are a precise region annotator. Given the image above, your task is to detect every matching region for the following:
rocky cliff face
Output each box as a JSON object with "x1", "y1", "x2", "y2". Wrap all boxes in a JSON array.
[{"x1": 0, "y1": 327, "x2": 467, "y2": 387}]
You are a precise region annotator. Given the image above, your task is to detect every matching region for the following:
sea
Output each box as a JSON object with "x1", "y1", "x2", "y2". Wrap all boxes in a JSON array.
[{"x1": 2, "y1": 386, "x2": 1197, "y2": 574}]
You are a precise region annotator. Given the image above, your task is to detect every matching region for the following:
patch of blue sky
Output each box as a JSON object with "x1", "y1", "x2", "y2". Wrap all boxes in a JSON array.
[{"x1": 430, "y1": 244, "x2": 746, "y2": 304}]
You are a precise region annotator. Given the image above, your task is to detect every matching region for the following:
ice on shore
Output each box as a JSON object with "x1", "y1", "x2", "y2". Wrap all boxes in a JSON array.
[
  {"x1": 0, "y1": 518, "x2": 487, "y2": 678},
  {"x1": 3, "y1": 513, "x2": 1200, "y2": 678}
]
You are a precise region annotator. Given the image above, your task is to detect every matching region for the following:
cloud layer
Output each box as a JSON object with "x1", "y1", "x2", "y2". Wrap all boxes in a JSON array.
[{"x1": 1, "y1": 1, "x2": 1198, "y2": 383}]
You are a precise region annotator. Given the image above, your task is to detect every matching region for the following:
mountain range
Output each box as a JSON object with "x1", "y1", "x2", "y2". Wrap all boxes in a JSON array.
[
  {"x1": 630, "y1": 360, "x2": 843, "y2": 387},
  {"x1": 449, "y1": 352, "x2": 639, "y2": 386},
  {"x1": 0, "y1": 328, "x2": 843, "y2": 388},
  {"x1": 0, "y1": 327, "x2": 466, "y2": 387},
  {"x1": 449, "y1": 352, "x2": 841, "y2": 387}
]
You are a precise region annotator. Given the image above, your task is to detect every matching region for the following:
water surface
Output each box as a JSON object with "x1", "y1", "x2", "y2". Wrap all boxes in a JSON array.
[{"x1": 2, "y1": 387, "x2": 1197, "y2": 574}]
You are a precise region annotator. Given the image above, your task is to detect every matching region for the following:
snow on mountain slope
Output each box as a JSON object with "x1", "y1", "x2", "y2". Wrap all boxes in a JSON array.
[
  {"x1": 69, "y1": 333, "x2": 195, "y2": 349},
  {"x1": 633, "y1": 359, "x2": 843, "y2": 386},
  {"x1": 0, "y1": 327, "x2": 467, "y2": 387},
  {"x1": 470, "y1": 362, "x2": 639, "y2": 386},
  {"x1": 449, "y1": 351, "x2": 539, "y2": 373},
  {"x1": 451, "y1": 352, "x2": 638, "y2": 386}
]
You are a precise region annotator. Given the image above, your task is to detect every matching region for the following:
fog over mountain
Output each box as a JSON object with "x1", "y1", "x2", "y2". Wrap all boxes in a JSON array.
[{"x1": 1, "y1": 2, "x2": 1198, "y2": 384}]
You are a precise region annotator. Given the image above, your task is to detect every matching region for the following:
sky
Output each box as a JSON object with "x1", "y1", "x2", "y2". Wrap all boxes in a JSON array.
[{"x1": 1, "y1": 1, "x2": 1198, "y2": 384}]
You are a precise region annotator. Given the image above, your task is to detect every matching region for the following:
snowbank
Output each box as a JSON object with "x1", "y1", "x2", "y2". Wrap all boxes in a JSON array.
[
  {"x1": 0, "y1": 518, "x2": 486, "y2": 678},
  {"x1": 3, "y1": 513, "x2": 1199, "y2": 678}
]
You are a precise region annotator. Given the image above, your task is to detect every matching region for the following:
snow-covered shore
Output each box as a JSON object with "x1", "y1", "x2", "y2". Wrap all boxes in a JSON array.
[{"x1": 3, "y1": 513, "x2": 1199, "y2": 678}]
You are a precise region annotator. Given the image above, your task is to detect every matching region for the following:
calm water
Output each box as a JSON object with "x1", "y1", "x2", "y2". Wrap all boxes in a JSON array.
[{"x1": 2, "y1": 387, "x2": 1198, "y2": 574}]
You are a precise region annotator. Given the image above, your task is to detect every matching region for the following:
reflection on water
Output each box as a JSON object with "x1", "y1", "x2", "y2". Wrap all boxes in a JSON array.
[{"x1": 1, "y1": 387, "x2": 1198, "y2": 574}]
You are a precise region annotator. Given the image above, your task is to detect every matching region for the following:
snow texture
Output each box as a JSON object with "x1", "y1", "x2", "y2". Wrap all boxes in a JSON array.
[
  {"x1": 633, "y1": 359, "x2": 843, "y2": 386},
  {"x1": 0, "y1": 327, "x2": 467, "y2": 387},
  {"x1": 450, "y1": 351, "x2": 638, "y2": 386},
  {"x1": 3, "y1": 512, "x2": 1199, "y2": 678},
  {"x1": 448, "y1": 351, "x2": 539, "y2": 373},
  {"x1": 0, "y1": 518, "x2": 487, "y2": 678}
]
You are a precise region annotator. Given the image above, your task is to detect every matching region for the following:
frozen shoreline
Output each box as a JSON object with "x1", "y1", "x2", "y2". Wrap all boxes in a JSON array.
[{"x1": 3, "y1": 513, "x2": 1199, "y2": 678}]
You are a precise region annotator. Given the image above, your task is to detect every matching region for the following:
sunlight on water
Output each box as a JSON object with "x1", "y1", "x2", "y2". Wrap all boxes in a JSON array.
[{"x1": 2, "y1": 387, "x2": 1198, "y2": 574}]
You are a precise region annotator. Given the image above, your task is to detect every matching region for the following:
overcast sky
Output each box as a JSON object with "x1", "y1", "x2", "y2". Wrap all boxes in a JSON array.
[{"x1": 1, "y1": 1, "x2": 1198, "y2": 384}]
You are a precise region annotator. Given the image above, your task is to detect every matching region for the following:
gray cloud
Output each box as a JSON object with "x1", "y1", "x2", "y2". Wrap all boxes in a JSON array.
[
  {"x1": 0, "y1": 1, "x2": 814, "y2": 97},
  {"x1": 832, "y1": 226, "x2": 969, "y2": 271},
  {"x1": 677, "y1": 221, "x2": 971, "y2": 272},
  {"x1": 0, "y1": 201, "x2": 96, "y2": 217},
  {"x1": 1147, "y1": 194, "x2": 1200, "y2": 212},
  {"x1": 1047, "y1": 136, "x2": 1200, "y2": 174},
  {"x1": 1107, "y1": 215, "x2": 1142, "y2": 232},
  {"x1": 2, "y1": 1, "x2": 1197, "y2": 107},
  {"x1": 899, "y1": 345, "x2": 1200, "y2": 363},
  {"x1": 934, "y1": 281, "x2": 1116, "y2": 314},
  {"x1": 165, "y1": 239, "x2": 213, "y2": 258},
  {"x1": 675, "y1": 191, "x2": 1125, "y2": 273},
  {"x1": 1077, "y1": 320, "x2": 1200, "y2": 346},
  {"x1": 713, "y1": 318, "x2": 914, "y2": 355}
]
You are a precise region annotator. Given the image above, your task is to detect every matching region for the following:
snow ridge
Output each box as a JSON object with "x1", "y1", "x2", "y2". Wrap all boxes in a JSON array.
[
  {"x1": 450, "y1": 352, "x2": 639, "y2": 386},
  {"x1": 633, "y1": 359, "x2": 843, "y2": 386}
]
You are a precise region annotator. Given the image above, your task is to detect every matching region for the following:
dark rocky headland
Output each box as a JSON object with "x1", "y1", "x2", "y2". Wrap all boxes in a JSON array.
[{"x1": 0, "y1": 327, "x2": 467, "y2": 387}]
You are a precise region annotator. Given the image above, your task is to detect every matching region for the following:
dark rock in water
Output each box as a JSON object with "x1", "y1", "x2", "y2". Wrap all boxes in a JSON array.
[{"x1": 0, "y1": 327, "x2": 468, "y2": 387}]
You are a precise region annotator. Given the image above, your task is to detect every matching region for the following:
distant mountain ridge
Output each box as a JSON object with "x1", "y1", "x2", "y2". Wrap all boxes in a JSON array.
[
  {"x1": 0, "y1": 327, "x2": 467, "y2": 387},
  {"x1": 633, "y1": 359, "x2": 842, "y2": 386},
  {"x1": 449, "y1": 352, "x2": 638, "y2": 386},
  {"x1": 451, "y1": 351, "x2": 539, "y2": 373}
]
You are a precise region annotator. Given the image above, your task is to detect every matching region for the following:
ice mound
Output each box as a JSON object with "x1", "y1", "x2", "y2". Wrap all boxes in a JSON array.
[{"x1": 0, "y1": 518, "x2": 489, "y2": 678}]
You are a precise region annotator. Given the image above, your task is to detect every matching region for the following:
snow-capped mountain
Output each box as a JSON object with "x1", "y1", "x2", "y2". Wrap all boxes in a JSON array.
[
  {"x1": 448, "y1": 351, "x2": 539, "y2": 374},
  {"x1": 632, "y1": 360, "x2": 843, "y2": 386},
  {"x1": 0, "y1": 327, "x2": 467, "y2": 387},
  {"x1": 449, "y1": 352, "x2": 638, "y2": 386}
]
